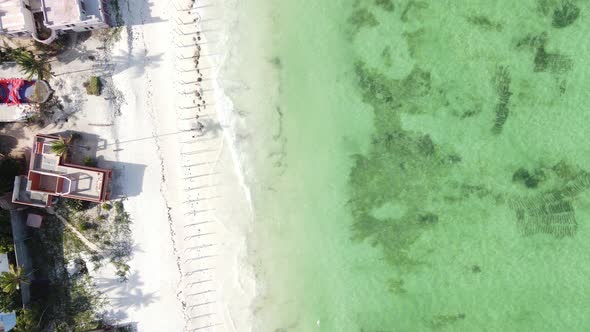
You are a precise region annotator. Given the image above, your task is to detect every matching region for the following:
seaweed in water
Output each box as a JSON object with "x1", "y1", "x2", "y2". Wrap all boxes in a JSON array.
[
  {"x1": 515, "y1": 32, "x2": 548, "y2": 50},
  {"x1": 381, "y1": 46, "x2": 393, "y2": 67},
  {"x1": 492, "y1": 66, "x2": 511, "y2": 134},
  {"x1": 512, "y1": 168, "x2": 546, "y2": 189},
  {"x1": 430, "y1": 313, "x2": 466, "y2": 329},
  {"x1": 400, "y1": 1, "x2": 428, "y2": 22},
  {"x1": 387, "y1": 279, "x2": 406, "y2": 294},
  {"x1": 417, "y1": 135, "x2": 435, "y2": 156},
  {"x1": 534, "y1": 46, "x2": 573, "y2": 73},
  {"x1": 508, "y1": 169, "x2": 590, "y2": 238},
  {"x1": 465, "y1": 15, "x2": 503, "y2": 31},
  {"x1": 348, "y1": 8, "x2": 379, "y2": 33},
  {"x1": 552, "y1": 0, "x2": 580, "y2": 28},
  {"x1": 375, "y1": 0, "x2": 394, "y2": 12}
]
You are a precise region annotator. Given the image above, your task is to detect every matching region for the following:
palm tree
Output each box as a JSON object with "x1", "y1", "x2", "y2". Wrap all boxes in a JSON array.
[
  {"x1": 0, "y1": 265, "x2": 28, "y2": 294},
  {"x1": 50, "y1": 135, "x2": 72, "y2": 157},
  {"x1": 12, "y1": 50, "x2": 51, "y2": 80}
]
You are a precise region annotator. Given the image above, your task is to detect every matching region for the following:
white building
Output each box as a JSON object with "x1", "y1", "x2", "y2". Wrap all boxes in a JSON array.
[{"x1": 0, "y1": 0, "x2": 110, "y2": 43}]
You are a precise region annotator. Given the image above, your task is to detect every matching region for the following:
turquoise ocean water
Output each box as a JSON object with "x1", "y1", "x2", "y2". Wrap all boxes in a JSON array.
[{"x1": 224, "y1": 0, "x2": 590, "y2": 330}]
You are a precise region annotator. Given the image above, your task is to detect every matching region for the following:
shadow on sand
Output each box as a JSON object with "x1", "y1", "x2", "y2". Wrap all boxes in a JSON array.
[{"x1": 51, "y1": 130, "x2": 147, "y2": 198}]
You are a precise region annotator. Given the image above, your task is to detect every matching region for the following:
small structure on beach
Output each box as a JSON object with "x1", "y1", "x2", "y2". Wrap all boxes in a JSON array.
[
  {"x1": 12, "y1": 134, "x2": 113, "y2": 208},
  {"x1": 0, "y1": 78, "x2": 51, "y2": 122},
  {"x1": 0, "y1": 0, "x2": 110, "y2": 44}
]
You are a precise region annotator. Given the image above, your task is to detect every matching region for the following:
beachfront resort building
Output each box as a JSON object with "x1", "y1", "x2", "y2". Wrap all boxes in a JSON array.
[
  {"x1": 0, "y1": 0, "x2": 110, "y2": 43},
  {"x1": 12, "y1": 134, "x2": 112, "y2": 208}
]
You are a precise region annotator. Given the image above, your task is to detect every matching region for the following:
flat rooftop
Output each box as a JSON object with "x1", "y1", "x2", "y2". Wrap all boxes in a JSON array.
[
  {"x1": 0, "y1": 0, "x2": 27, "y2": 33},
  {"x1": 43, "y1": 0, "x2": 81, "y2": 26},
  {"x1": 31, "y1": 136, "x2": 105, "y2": 199}
]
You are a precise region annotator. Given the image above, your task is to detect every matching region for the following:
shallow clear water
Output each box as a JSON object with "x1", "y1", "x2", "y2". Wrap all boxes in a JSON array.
[{"x1": 225, "y1": 0, "x2": 590, "y2": 330}]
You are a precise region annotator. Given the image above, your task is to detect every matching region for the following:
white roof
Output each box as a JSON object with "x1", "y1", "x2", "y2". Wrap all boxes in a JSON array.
[
  {"x1": 0, "y1": 0, "x2": 27, "y2": 33},
  {"x1": 43, "y1": 0, "x2": 81, "y2": 27}
]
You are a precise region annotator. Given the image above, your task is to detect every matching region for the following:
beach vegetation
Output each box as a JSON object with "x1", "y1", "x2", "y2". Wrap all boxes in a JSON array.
[
  {"x1": 64, "y1": 198, "x2": 84, "y2": 212},
  {"x1": 0, "y1": 265, "x2": 28, "y2": 295},
  {"x1": 552, "y1": 1, "x2": 580, "y2": 28},
  {"x1": 25, "y1": 216, "x2": 106, "y2": 330},
  {"x1": 59, "y1": 198, "x2": 133, "y2": 281},
  {"x1": 12, "y1": 50, "x2": 52, "y2": 80},
  {"x1": 15, "y1": 308, "x2": 38, "y2": 332},
  {"x1": 0, "y1": 47, "x2": 14, "y2": 63},
  {"x1": 0, "y1": 291, "x2": 18, "y2": 313},
  {"x1": 0, "y1": 210, "x2": 14, "y2": 254},
  {"x1": 50, "y1": 135, "x2": 72, "y2": 157},
  {"x1": 83, "y1": 156, "x2": 97, "y2": 167},
  {"x1": 33, "y1": 33, "x2": 69, "y2": 56},
  {"x1": 84, "y1": 76, "x2": 102, "y2": 96}
]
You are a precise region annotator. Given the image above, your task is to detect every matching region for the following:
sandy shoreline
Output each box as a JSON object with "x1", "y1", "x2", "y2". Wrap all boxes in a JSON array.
[{"x1": 106, "y1": 0, "x2": 256, "y2": 330}]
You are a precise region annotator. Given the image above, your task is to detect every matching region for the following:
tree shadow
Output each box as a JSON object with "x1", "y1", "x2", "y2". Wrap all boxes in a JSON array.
[
  {"x1": 96, "y1": 270, "x2": 158, "y2": 310},
  {"x1": 110, "y1": 0, "x2": 166, "y2": 27},
  {"x1": 0, "y1": 135, "x2": 17, "y2": 155},
  {"x1": 49, "y1": 131, "x2": 147, "y2": 198},
  {"x1": 105, "y1": 50, "x2": 163, "y2": 78}
]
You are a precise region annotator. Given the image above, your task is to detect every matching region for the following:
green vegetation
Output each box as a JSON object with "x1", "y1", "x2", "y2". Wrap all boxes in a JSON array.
[
  {"x1": 59, "y1": 199, "x2": 132, "y2": 281},
  {"x1": 15, "y1": 308, "x2": 38, "y2": 332},
  {"x1": 0, "y1": 210, "x2": 14, "y2": 254},
  {"x1": 0, "y1": 265, "x2": 28, "y2": 295},
  {"x1": 64, "y1": 198, "x2": 84, "y2": 212},
  {"x1": 50, "y1": 135, "x2": 72, "y2": 157},
  {"x1": 28, "y1": 217, "x2": 105, "y2": 330},
  {"x1": 84, "y1": 76, "x2": 102, "y2": 96},
  {"x1": 83, "y1": 156, "x2": 97, "y2": 167},
  {"x1": 12, "y1": 49, "x2": 52, "y2": 80}
]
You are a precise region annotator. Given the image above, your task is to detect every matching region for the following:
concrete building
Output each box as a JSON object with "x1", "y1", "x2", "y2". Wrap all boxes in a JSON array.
[
  {"x1": 12, "y1": 134, "x2": 113, "y2": 208},
  {"x1": 0, "y1": 0, "x2": 110, "y2": 43}
]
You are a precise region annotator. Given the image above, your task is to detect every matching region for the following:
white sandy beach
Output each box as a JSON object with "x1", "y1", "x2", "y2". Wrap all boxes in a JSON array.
[
  {"x1": 99, "y1": 0, "x2": 256, "y2": 330},
  {"x1": 1, "y1": 0, "x2": 256, "y2": 330}
]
